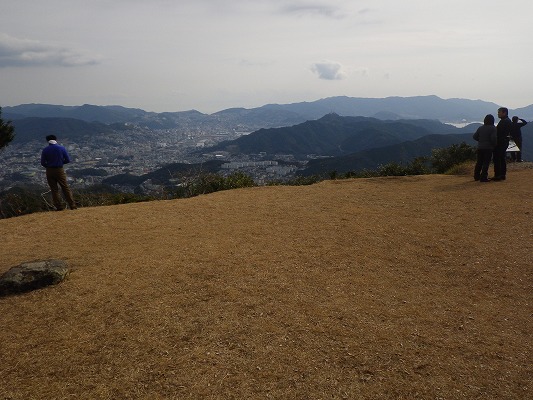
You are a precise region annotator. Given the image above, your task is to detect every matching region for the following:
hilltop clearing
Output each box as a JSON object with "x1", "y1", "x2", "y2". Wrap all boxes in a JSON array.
[{"x1": 1, "y1": 167, "x2": 532, "y2": 399}]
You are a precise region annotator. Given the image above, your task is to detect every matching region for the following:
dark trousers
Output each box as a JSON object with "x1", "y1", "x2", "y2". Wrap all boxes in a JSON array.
[
  {"x1": 492, "y1": 142, "x2": 508, "y2": 179},
  {"x1": 46, "y1": 167, "x2": 76, "y2": 210},
  {"x1": 510, "y1": 136, "x2": 522, "y2": 161},
  {"x1": 474, "y1": 149, "x2": 492, "y2": 180}
]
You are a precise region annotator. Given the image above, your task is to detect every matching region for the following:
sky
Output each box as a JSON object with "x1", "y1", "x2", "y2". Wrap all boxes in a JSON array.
[{"x1": 1, "y1": 0, "x2": 532, "y2": 114}]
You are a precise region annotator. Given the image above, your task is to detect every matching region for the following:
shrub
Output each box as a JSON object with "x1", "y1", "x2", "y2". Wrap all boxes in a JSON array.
[
  {"x1": 269, "y1": 175, "x2": 322, "y2": 186},
  {"x1": 341, "y1": 169, "x2": 379, "y2": 179},
  {"x1": 176, "y1": 171, "x2": 256, "y2": 197},
  {"x1": 375, "y1": 157, "x2": 431, "y2": 177},
  {"x1": 377, "y1": 162, "x2": 411, "y2": 176},
  {"x1": 223, "y1": 171, "x2": 256, "y2": 189},
  {"x1": 73, "y1": 185, "x2": 154, "y2": 208},
  {"x1": 0, "y1": 186, "x2": 49, "y2": 218},
  {"x1": 329, "y1": 170, "x2": 338, "y2": 180},
  {"x1": 430, "y1": 142, "x2": 477, "y2": 174},
  {"x1": 407, "y1": 157, "x2": 431, "y2": 175}
]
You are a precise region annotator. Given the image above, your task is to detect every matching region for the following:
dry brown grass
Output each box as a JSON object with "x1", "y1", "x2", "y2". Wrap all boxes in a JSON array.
[{"x1": 1, "y1": 165, "x2": 532, "y2": 400}]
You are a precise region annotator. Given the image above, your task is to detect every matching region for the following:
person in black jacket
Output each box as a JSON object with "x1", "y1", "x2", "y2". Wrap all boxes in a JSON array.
[
  {"x1": 473, "y1": 114, "x2": 497, "y2": 182},
  {"x1": 510, "y1": 116, "x2": 527, "y2": 162},
  {"x1": 492, "y1": 107, "x2": 512, "y2": 181}
]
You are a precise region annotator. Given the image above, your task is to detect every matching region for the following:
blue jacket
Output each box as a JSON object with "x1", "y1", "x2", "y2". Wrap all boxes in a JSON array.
[{"x1": 41, "y1": 144, "x2": 71, "y2": 168}]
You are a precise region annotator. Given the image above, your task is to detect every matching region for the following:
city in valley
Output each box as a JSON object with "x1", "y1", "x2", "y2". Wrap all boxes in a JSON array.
[{"x1": 0, "y1": 126, "x2": 302, "y2": 194}]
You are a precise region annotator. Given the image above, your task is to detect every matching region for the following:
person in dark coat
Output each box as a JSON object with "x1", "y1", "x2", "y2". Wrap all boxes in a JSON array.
[
  {"x1": 473, "y1": 114, "x2": 497, "y2": 182},
  {"x1": 492, "y1": 107, "x2": 512, "y2": 181},
  {"x1": 510, "y1": 116, "x2": 527, "y2": 162}
]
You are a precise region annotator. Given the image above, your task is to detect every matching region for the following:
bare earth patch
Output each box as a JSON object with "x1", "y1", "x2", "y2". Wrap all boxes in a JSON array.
[{"x1": 1, "y1": 166, "x2": 531, "y2": 399}]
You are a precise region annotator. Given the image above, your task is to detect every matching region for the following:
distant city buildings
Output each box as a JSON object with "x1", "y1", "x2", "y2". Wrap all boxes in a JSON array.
[{"x1": 0, "y1": 127, "x2": 303, "y2": 192}]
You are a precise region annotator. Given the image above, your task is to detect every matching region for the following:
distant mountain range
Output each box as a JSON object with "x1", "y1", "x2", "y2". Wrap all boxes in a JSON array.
[
  {"x1": 3, "y1": 96, "x2": 532, "y2": 181},
  {"x1": 205, "y1": 113, "x2": 478, "y2": 157},
  {"x1": 201, "y1": 113, "x2": 497, "y2": 176},
  {"x1": 6, "y1": 117, "x2": 117, "y2": 143},
  {"x1": 4, "y1": 95, "x2": 533, "y2": 134}
]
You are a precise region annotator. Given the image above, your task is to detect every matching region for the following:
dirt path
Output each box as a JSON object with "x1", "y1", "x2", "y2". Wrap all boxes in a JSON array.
[{"x1": 1, "y1": 167, "x2": 532, "y2": 399}]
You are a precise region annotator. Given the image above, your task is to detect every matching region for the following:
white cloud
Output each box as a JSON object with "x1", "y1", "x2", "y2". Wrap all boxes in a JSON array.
[
  {"x1": 311, "y1": 61, "x2": 347, "y2": 80},
  {"x1": 279, "y1": 2, "x2": 347, "y2": 19},
  {"x1": 0, "y1": 33, "x2": 101, "y2": 68}
]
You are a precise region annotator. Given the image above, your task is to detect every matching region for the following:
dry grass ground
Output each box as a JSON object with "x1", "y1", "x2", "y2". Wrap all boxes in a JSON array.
[{"x1": 1, "y1": 164, "x2": 532, "y2": 399}]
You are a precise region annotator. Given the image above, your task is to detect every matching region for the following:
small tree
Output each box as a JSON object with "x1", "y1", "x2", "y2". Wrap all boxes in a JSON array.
[
  {"x1": 0, "y1": 107, "x2": 15, "y2": 150},
  {"x1": 430, "y1": 142, "x2": 476, "y2": 174}
]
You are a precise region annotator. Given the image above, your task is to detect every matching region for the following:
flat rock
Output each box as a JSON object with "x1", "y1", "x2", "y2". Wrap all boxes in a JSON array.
[{"x1": 0, "y1": 259, "x2": 69, "y2": 296}]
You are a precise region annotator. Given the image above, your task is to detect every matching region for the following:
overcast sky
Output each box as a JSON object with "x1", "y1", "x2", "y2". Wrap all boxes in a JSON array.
[{"x1": 1, "y1": 0, "x2": 532, "y2": 113}]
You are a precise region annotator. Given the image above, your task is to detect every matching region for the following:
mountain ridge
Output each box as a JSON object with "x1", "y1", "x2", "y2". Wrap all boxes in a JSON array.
[
  {"x1": 5, "y1": 95, "x2": 532, "y2": 128},
  {"x1": 205, "y1": 113, "x2": 457, "y2": 157}
]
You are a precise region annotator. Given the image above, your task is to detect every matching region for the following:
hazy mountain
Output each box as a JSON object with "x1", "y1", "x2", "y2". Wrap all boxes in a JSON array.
[
  {"x1": 251, "y1": 96, "x2": 501, "y2": 122},
  {"x1": 3, "y1": 103, "x2": 152, "y2": 124},
  {"x1": 204, "y1": 113, "x2": 470, "y2": 158},
  {"x1": 513, "y1": 104, "x2": 533, "y2": 118},
  {"x1": 8, "y1": 117, "x2": 115, "y2": 143},
  {"x1": 5, "y1": 96, "x2": 531, "y2": 130},
  {"x1": 210, "y1": 95, "x2": 531, "y2": 123}
]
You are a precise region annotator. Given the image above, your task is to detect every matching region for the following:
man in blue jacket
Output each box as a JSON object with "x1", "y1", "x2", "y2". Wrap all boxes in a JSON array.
[{"x1": 41, "y1": 135, "x2": 77, "y2": 210}]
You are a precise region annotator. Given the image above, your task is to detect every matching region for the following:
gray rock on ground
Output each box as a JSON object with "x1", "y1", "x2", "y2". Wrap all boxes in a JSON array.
[{"x1": 0, "y1": 259, "x2": 69, "y2": 297}]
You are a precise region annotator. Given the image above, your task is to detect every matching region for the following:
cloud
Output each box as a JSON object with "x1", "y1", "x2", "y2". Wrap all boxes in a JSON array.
[
  {"x1": 280, "y1": 2, "x2": 346, "y2": 19},
  {"x1": 311, "y1": 61, "x2": 347, "y2": 80},
  {"x1": 239, "y1": 58, "x2": 273, "y2": 68},
  {"x1": 0, "y1": 33, "x2": 101, "y2": 68}
]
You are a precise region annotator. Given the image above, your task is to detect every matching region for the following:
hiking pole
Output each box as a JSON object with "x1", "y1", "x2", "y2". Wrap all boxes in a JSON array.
[{"x1": 40, "y1": 190, "x2": 55, "y2": 210}]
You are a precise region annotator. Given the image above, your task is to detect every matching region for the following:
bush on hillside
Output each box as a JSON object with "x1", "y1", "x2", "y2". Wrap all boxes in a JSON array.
[
  {"x1": 76, "y1": 190, "x2": 155, "y2": 207},
  {"x1": 176, "y1": 171, "x2": 256, "y2": 197},
  {"x1": 430, "y1": 142, "x2": 477, "y2": 174},
  {"x1": 0, "y1": 186, "x2": 49, "y2": 218},
  {"x1": 341, "y1": 169, "x2": 379, "y2": 179},
  {"x1": 338, "y1": 157, "x2": 430, "y2": 179},
  {"x1": 377, "y1": 157, "x2": 430, "y2": 177},
  {"x1": 268, "y1": 175, "x2": 322, "y2": 186}
]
